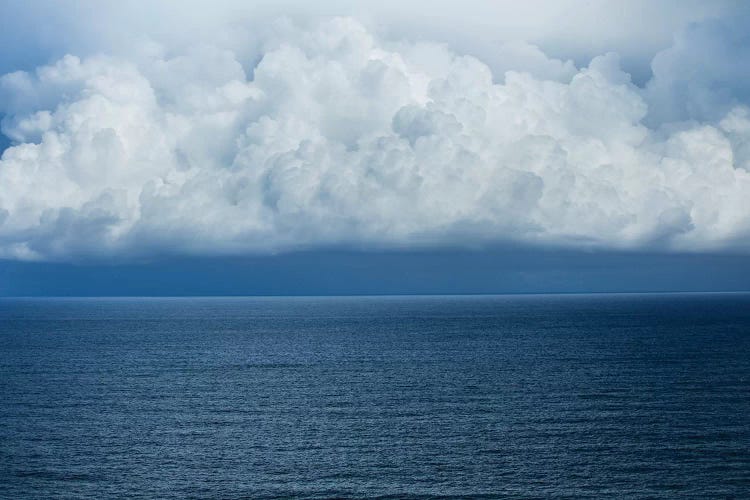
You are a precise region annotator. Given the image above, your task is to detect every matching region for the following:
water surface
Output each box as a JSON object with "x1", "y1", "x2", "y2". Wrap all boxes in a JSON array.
[{"x1": 1, "y1": 294, "x2": 749, "y2": 498}]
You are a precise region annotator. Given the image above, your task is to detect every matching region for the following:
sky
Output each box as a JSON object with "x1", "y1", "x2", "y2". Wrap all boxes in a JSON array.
[{"x1": 0, "y1": 0, "x2": 749, "y2": 295}]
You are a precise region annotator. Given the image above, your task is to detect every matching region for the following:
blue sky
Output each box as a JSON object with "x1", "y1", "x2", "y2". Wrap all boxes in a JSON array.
[{"x1": 0, "y1": 1, "x2": 749, "y2": 294}]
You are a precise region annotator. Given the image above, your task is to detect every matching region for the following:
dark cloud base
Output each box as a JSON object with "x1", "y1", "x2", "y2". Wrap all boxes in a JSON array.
[{"x1": 2, "y1": 247, "x2": 748, "y2": 296}]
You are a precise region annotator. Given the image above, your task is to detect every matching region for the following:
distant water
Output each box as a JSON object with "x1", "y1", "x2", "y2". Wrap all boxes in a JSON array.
[{"x1": 1, "y1": 294, "x2": 750, "y2": 499}]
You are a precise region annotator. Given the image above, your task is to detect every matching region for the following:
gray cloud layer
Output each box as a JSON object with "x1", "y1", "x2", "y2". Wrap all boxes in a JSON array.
[{"x1": 1, "y1": 7, "x2": 749, "y2": 260}]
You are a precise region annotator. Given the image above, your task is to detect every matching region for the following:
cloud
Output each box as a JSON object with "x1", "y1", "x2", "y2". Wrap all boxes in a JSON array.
[
  {"x1": 0, "y1": 15, "x2": 749, "y2": 261},
  {"x1": 645, "y1": 13, "x2": 750, "y2": 124},
  {"x1": 0, "y1": 1, "x2": 737, "y2": 78}
]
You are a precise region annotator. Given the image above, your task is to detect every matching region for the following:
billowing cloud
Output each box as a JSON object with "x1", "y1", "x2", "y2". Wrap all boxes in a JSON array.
[{"x1": 0, "y1": 14, "x2": 749, "y2": 261}]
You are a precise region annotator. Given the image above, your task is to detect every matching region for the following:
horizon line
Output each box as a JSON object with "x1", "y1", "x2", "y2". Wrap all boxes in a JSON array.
[{"x1": 2, "y1": 290, "x2": 749, "y2": 299}]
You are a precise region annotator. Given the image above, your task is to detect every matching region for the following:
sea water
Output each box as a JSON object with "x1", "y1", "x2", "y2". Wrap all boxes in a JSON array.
[{"x1": 1, "y1": 294, "x2": 749, "y2": 498}]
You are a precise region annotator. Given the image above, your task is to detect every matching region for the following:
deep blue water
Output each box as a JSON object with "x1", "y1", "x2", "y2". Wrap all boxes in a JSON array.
[{"x1": 1, "y1": 294, "x2": 749, "y2": 498}]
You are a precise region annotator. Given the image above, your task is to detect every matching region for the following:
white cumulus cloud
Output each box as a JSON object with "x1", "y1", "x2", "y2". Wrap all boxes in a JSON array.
[{"x1": 0, "y1": 15, "x2": 749, "y2": 261}]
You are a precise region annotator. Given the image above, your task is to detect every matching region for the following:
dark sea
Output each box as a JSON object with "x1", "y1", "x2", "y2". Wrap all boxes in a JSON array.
[{"x1": 1, "y1": 294, "x2": 749, "y2": 499}]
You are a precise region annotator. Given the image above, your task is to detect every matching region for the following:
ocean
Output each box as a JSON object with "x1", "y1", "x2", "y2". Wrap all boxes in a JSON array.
[{"x1": 1, "y1": 294, "x2": 749, "y2": 498}]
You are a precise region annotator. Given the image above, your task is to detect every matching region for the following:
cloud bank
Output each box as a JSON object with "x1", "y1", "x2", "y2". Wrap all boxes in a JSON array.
[{"x1": 1, "y1": 11, "x2": 749, "y2": 261}]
